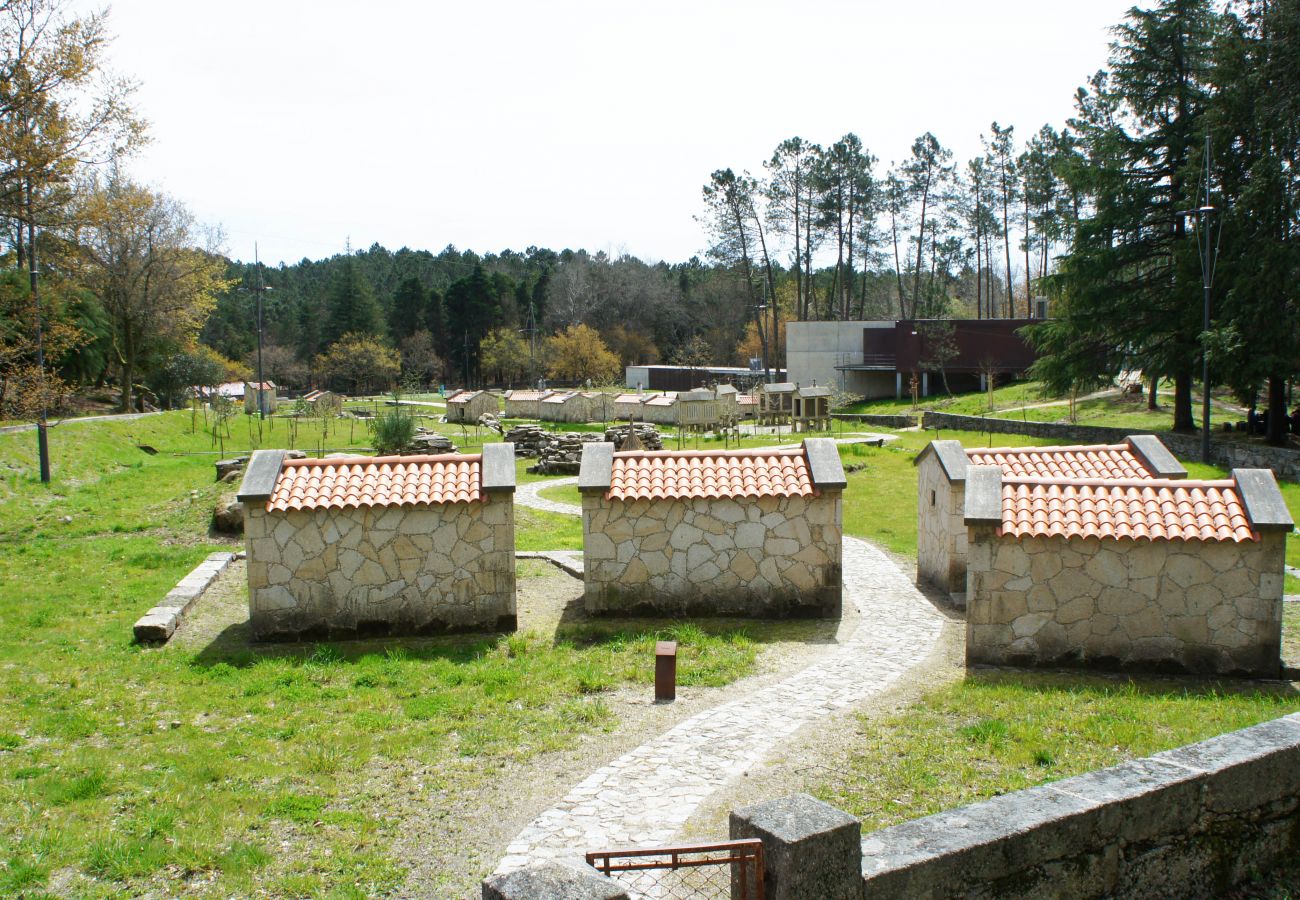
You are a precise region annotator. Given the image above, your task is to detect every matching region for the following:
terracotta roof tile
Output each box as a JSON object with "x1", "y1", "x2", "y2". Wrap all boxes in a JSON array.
[
  {"x1": 267, "y1": 453, "x2": 483, "y2": 511},
  {"x1": 738, "y1": 395, "x2": 758, "y2": 406},
  {"x1": 998, "y1": 477, "x2": 1256, "y2": 543},
  {"x1": 608, "y1": 446, "x2": 814, "y2": 501},
  {"x1": 614, "y1": 393, "x2": 647, "y2": 404},
  {"x1": 543, "y1": 392, "x2": 576, "y2": 404},
  {"x1": 507, "y1": 390, "x2": 549, "y2": 402},
  {"x1": 967, "y1": 444, "x2": 1156, "y2": 481},
  {"x1": 645, "y1": 395, "x2": 677, "y2": 407}
]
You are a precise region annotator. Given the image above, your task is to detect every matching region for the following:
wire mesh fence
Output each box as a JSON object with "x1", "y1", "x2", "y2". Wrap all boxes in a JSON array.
[{"x1": 586, "y1": 839, "x2": 763, "y2": 899}]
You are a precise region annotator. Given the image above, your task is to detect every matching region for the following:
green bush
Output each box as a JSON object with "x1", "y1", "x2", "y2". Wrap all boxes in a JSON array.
[{"x1": 368, "y1": 402, "x2": 416, "y2": 455}]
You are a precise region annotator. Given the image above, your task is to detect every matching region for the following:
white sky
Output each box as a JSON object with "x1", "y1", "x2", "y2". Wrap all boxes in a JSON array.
[{"x1": 88, "y1": 0, "x2": 1137, "y2": 267}]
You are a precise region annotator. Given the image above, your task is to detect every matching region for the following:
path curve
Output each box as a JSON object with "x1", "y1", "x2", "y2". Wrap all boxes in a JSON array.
[{"x1": 500, "y1": 469, "x2": 945, "y2": 872}]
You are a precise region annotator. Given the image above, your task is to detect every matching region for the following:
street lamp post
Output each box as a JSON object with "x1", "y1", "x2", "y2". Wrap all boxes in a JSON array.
[{"x1": 1177, "y1": 135, "x2": 1221, "y2": 464}]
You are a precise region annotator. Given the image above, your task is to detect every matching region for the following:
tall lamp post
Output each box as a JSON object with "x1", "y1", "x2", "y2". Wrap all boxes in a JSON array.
[{"x1": 1177, "y1": 134, "x2": 1221, "y2": 464}]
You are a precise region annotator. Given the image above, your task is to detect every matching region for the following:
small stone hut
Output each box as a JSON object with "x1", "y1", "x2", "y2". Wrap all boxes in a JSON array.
[
  {"x1": 582, "y1": 391, "x2": 613, "y2": 423},
  {"x1": 915, "y1": 436, "x2": 1186, "y2": 602},
  {"x1": 578, "y1": 439, "x2": 846, "y2": 617},
  {"x1": 737, "y1": 392, "x2": 758, "y2": 419},
  {"x1": 244, "y1": 381, "x2": 277, "y2": 415},
  {"x1": 540, "y1": 391, "x2": 593, "y2": 423},
  {"x1": 238, "y1": 444, "x2": 517, "y2": 640},
  {"x1": 793, "y1": 384, "x2": 833, "y2": 432},
  {"x1": 963, "y1": 465, "x2": 1292, "y2": 676},
  {"x1": 715, "y1": 384, "x2": 740, "y2": 420},
  {"x1": 640, "y1": 392, "x2": 679, "y2": 425},
  {"x1": 613, "y1": 392, "x2": 650, "y2": 421},
  {"x1": 676, "y1": 388, "x2": 721, "y2": 430},
  {"x1": 759, "y1": 382, "x2": 795, "y2": 425},
  {"x1": 446, "y1": 389, "x2": 499, "y2": 423},
  {"x1": 504, "y1": 389, "x2": 551, "y2": 419}
]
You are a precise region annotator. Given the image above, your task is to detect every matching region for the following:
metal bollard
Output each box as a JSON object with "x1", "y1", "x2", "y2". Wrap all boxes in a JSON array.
[{"x1": 655, "y1": 640, "x2": 677, "y2": 702}]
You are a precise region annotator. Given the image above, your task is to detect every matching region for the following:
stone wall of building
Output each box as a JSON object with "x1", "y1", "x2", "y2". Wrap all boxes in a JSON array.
[
  {"x1": 966, "y1": 527, "x2": 1285, "y2": 675},
  {"x1": 922, "y1": 411, "x2": 1300, "y2": 481},
  {"x1": 245, "y1": 498, "x2": 516, "y2": 640},
  {"x1": 581, "y1": 493, "x2": 842, "y2": 617},
  {"x1": 915, "y1": 455, "x2": 966, "y2": 599}
]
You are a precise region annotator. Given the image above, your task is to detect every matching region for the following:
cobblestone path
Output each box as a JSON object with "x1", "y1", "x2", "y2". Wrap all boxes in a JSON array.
[{"x1": 499, "y1": 474, "x2": 945, "y2": 871}]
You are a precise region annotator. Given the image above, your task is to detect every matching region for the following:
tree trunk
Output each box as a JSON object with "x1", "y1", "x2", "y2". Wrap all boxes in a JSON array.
[
  {"x1": 1266, "y1": 374, "x2": 1288, "y2": 447},
  {"x1": 1173, "y1": 371, "x2": 1195, "y2": 432},
  {"x1": 1024, "y1": 191, "x2": 1032, "y2": 315},
  {"x1": 890, "y1": 211, "x2": 905, "y2": 318},
  {"x1": 1147, "y1": 374, "x2": 1159, "y2": 410},
  {"x1": 1001, "y1": 170, "x2": 1014, "y2": 313}
]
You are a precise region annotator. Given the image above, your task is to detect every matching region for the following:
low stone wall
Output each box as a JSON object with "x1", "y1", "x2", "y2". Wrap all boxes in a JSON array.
[
  {"x1": 581, "y1": 493, "x2": 842, "y2": 617},
  {"x1": 858, "y1": 712, "x2": 1300, "y2": 897},
  {"x1": 245, "y1": 500, "x2": 515, "y2": 640},
  {"x1": 831, "y1": 412, "x2": 918, "y2": 429},
  {"x1": 922, "y1": 411, "x2": 1300, "y2": 480},
  {"x1": 967, "y1": 527, "x2": 1286, "y2": 676}
]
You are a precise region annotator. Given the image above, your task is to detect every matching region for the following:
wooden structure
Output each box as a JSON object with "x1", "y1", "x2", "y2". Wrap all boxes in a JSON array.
[
  {"x1": 793, "y1": 384, "x2": 833, "y2": 432},
  {"x1": 244, "y1": 381, "x2": 277, "y2": 415},
  {"x1": 758, "y1": 382, "x2": 795, "y2": 425},
  {"x1": 446, "y1": 389, "x2": 499, "y2": 423}
]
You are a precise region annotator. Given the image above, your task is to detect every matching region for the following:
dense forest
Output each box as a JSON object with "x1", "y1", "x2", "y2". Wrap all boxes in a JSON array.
[{"x1": 0, "y1": 0, "x2": 1295, "y2": 447}]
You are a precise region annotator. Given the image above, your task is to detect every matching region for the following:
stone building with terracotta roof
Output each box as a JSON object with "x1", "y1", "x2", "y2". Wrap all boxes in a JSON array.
[
  {"x1": 237, "y1": 445, "x2": 517, "y2": 640},
  {"x1": 915, "y1": 436, "x2": 1187, "y2": 602},
  {"x1": 577, "y1": 439, "x2": 846, "y2": 617},
  {"x1": 244, "y1": 381, "x2": 277, "y2": 415},
  {"x1": 613, "y1": 392, "x2": 651, "y2": 421},
  {"x1": 504, "y1": 389, "x2": 552, "y2": 419},
  {"x1": 963, "y1": 465, "x2": 1292, "y2": 676},
  {"x1": 445, "y1": 389, "x2": 499, "y2": 424},
  {"x1": 639, "y1": 392, "x2": 679, "y2": 426},
  {"x1": 538, "y1": 391, "x2": 594, "y2": 423}
]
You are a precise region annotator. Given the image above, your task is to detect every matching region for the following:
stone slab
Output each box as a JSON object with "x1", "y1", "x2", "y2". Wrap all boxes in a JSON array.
[
  {"x1": 482, "y1": 442, "x2": 517, "y2": 493},
  {"x1": 236, "y1": 449, "x2": 287, "y2": 502},
  {"x1": 132, "y1": 611, "x2": 176, "y2": 643},
  {"x1": 914, "y1": 439, "x2": 969, "y2": 482},
  {"x1": 732, "y1": 793, "x2": 861, "y2": 900},
  {"x1": 132, "y1": 551, "x2": 237, "y2": 644},
  {"x1": 578, "y1": 442, "x2": 615, "y2": 495},
  {"x1": 1127, "y1": 434, "x2": 1187, "y2": 478},
  {"x1": 482, "y1": 862, "x2": 629, "y2": 899},
  {"x1": 1234, "y1": 468, "x2": 1294, "y2": 532},
  {"x1": 803, "y1": 438, "x2": 847, "y2": 490},
  {"x1": 963, "y1": 465, "x2": 1003, "y2": 525}
]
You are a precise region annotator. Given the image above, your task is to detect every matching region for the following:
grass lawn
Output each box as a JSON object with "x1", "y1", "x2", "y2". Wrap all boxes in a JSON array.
[
  {"x1": 0, "y1": 412, "x2": 772, "y2": 897},
  {"x1": 816, "y1": 670, "x2": 1300, "y2": 834}
]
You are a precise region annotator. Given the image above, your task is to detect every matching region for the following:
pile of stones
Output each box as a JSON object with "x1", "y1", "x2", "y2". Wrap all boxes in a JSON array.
[
  {"x1": 408, "y1": 428, "x2": 458, "y2": 454},
  {"x1": 605, "y1": 423, "x2": 662, "y2": 451},
  {"x1": 528, "y1": 432, "x2": 602, "y2": 475},
  {"x1": 503, "y1": 423, "x2": 552, "y2": 457}
]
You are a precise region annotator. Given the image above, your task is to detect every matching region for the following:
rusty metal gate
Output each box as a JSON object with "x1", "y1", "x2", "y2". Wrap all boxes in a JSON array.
[{"x1": 585, "y1": 839, "x2": 764, "y2": 899}]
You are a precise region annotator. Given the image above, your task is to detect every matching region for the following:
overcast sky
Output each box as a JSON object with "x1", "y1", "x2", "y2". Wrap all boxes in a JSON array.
[{"x1": 88, "y1": 0, "x2": 1137, "y2": 267}]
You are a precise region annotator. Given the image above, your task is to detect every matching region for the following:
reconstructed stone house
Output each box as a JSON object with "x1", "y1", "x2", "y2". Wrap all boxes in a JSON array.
[
  {"x1": 613, "y1": 392, "x2": 650, "y2": 421},
  {"x1": 244, "y1": 381, "x2": 277, "y2": 415},
  {"x1": 446, "y1": 389, "x2": 499, "y2": 423},
  {"x1": 504, "y1": 389, "x2": 551, "y2": 419},
  {"x1": 759, "y1": 382, "x2": 795, "y2": 425},
  {"x1": 582, "y1": 391, "x2": 613, "y2": 422},
  {"x1": 715, "y1": 384, "x2": 740, "y2": 420},
  {"x1": 640, "y1": 393, "x2": 679, "y2": 425},
  {"x1": 676, "y1": 388, "x2": 721, "y2": 430},
  {"x1": 578, "y1": 439, "x2": 846, "y2": 617},
  {"x1": 540, "y1": 391, "x2": 593, "y2": 423},
  {"x1": 963, "y1": 465, "x2": 1292, "y2": 676},
  {"x1": 238, "y1": 444, "x2": 517, "y2": 640},
  {"x1": 915, "y1": 436, "x2": 1187, "y2": 602}
]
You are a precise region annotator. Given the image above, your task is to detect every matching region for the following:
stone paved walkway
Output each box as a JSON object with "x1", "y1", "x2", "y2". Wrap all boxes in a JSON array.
[{"x1": 499, "y1": 473, "x2": 946, "y2": 872}]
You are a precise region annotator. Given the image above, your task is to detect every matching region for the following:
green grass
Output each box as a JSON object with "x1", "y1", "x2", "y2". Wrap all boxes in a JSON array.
[
  {"x1": 538, "y1": 483, "x2": 581, "y2": 508},
  {"x1": 817, "y1": 671, "x2": 1300, "y2": 834},
  {"x1": 0, "y1": 411, "x2": 765, "y2": 896}
]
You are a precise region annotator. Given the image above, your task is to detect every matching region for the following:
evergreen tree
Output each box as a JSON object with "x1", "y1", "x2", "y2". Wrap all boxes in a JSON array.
[
  {"x1": 389, "y1": 275, "x2": 428, "y2": 341},
  {"x1": 443, "y1": 264, "x2": 500, "y2": 384},
  {"x1": 323, "y1": 255, "x2": 384, "y2": 348}
]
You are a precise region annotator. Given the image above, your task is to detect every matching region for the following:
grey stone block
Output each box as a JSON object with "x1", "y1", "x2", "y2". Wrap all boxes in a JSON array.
[
  {"x1": 963, "y1": 465, "x2": 1003, "y2": 525},
  {"x1": 804, "y1": 438, "x2": 847, "y2": 490},
  {"x1": 133, "y1": 611, "x2": 176, "y2": 643},
  {"x1": 237, "y1": 449, "x2": 287, "y2": 502},
  {"x1": 578, "y1": 442, "x2": 615, "y2": 495},
  {"x1": 913, "y1": 439, "x2": 969, "y2": 482},
  {"x1": 1126, "y1": 434, "x2": 1186, "y2": 478},
  {"x1": 1048, "y1": 756, "x2": 1204, "y2": 844},
  {"x1": 1155, "y1": 714, "x2": 1300, "y2": 816},
  {"x1": 731, "y1": 793, "x2": 861, "y2": 900},
  {"x1": 1234, "y1": 468, "x2": 1294, "y2": 532},
  {"x1": 481, "y1": 442, "x2": 517, "y2": 493},
  {"x1": 481, "y1": 862, "x2": 630, "y2": 899}
]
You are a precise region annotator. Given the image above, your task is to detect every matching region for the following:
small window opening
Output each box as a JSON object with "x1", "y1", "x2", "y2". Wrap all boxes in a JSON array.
[{"x1": 930, "y1": 490, "x2": 936, "y2": 507}]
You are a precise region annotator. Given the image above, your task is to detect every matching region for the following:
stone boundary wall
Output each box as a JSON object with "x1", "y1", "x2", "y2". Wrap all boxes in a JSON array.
[
  {"x1": 922, "y1": 411, "x2": 1300, "y2": 481},
  {"x1": 831, "y1": 412, "x2": 918, "y2": 429},
  {"x1": 133, "y1": 551, "x2": 239, "y2": 643}
]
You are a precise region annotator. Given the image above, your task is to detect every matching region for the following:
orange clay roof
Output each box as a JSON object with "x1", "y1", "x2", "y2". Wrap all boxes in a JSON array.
[
  {"x1": 543, "y1": 392, "x2": 577, "y2": 403},
  {"x1": 738, "y1": 395, "x2": 758, "y2": 405},
  {"x1": 968, "y1": 443, "x2": 1155, "y2": 481},
  {"x1": 266, "y1": 454, "x2": 482, "y2": 511},
  {"x1": 614, "y1": 393, "x2": 647, "y2": 404},
  {"x1": 507, "y1": 390, "x2": 549, "y2": 401},
  {"x1": 644, "y1": 395, "x2": 677, "y2": 406},
  {"x1": 999, "y1": 477, "x2": 1256, "y2": 543},
  {"x1": 608, "y1": 446, "x2": 814, "y2": 501}
]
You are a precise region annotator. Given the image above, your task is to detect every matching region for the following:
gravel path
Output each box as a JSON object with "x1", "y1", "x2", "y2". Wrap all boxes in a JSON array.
[{"x1": 500, "y1": 469, "x2": 947, "y2": 872}]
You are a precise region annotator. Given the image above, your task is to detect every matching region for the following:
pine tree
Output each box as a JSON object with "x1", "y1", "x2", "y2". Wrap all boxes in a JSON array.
[
  {"x1": 388, "y1": 275, "x2": 427, "y2": 342},
  {"x1": 323, "y1": 255, "x2": 384, "y2": 348}
]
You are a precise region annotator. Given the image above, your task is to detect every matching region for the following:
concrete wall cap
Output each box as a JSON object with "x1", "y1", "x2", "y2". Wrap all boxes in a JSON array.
[
  {"x1": 236, "y1": 449, "x2": 286, "y2": 503},
  {"x1": 1233, "y1": 468, "x2": 1294, "y2": 532},
  {"x1": 578, "y1": 442, "x2": 615, "y2": 495},
  {"x1": 481, "y1": 442, "x2": 517, "y2": 493},
  {"x1": 1126, "y1": 434, "x2": 1187, "y2": 478},
  {"x1": 963, "y1": 465, "x2": 1003, "y2": 525},
  {"x1": 914, "y1": 439, "x2": 969, "y2": 482},
  {"x1": 803, "y1": 438, "x2": 847, "y2": 490}
]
